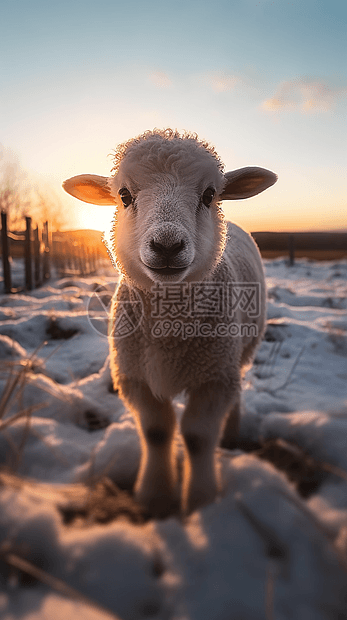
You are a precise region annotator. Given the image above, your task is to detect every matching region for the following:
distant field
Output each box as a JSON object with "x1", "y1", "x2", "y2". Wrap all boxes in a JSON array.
[{"x1": 261, "y1": 250, "x2": 347, "y2": 260}]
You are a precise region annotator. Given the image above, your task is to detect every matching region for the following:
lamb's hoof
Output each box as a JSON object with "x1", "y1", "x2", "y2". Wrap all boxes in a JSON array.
[
  {"x1": 135, "y1": 491, "x2": 180, "y2": 520},
  {"x1": 183, "y1": 485, "x2": 218, "y2": 516}
]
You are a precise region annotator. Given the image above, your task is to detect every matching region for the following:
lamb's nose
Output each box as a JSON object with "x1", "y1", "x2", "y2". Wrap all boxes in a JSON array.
[{"x1": 150, "y1": 239, "x2": 184, "y2": 259}]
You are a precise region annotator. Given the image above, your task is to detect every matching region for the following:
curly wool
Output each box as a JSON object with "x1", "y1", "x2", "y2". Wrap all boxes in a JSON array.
[{"x1": 111, "y1": 128, "x2": 225, "y2": 176}]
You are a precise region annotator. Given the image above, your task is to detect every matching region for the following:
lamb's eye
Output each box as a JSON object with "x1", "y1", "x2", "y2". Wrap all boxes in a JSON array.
[
  {"x1": 119, "y1": 187, "x2": 133, "y2": 208},
  {"x1": 202, "y1": 187, "x2": 215, "y2": 207}
]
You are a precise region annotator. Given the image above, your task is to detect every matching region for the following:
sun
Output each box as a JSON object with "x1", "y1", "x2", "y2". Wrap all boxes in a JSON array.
[{"x1": 71, "y1": 202, "x2": 115, "y2": 232}]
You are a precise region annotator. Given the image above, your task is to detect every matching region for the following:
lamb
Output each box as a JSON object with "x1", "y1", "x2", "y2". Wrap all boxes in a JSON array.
[{"x1": 63, "y1": 129, "x2": 277, "y2": 517}]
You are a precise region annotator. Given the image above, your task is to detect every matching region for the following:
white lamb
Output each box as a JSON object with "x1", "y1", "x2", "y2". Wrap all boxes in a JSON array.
[{"x1": 63, "y1": 129, "x2": 277, "y2": 517}]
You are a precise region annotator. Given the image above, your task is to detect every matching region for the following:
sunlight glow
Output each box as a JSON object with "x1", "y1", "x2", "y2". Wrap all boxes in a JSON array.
[{"x1": 72, "y1": 203, "x2": 115, "y2": 233}]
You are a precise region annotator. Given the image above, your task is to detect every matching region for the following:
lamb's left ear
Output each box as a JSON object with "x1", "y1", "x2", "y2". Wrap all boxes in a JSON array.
[
  {"x1": 220, "y1": 167, "x2": 277, "y2": 200},
  {"x1": 63, "y1": 174, "x2": 115, "y2": 205}
]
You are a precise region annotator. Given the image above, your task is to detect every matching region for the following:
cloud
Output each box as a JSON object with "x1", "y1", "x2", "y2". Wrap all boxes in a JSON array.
[
  {"x1": 262, "y1": 77, "x2": 347, "y2": 113},
  {"x1": 208, "y1": 72, "x2": 240, "y2": 93},
  {"x1": 148, "y1": 71, "x2": 172, "y2": 89}
]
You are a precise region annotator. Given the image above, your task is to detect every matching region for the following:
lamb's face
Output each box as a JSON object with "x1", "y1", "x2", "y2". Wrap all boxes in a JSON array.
[{"x1": 108, "y1": 143, "x2": 227, "y2": 291}]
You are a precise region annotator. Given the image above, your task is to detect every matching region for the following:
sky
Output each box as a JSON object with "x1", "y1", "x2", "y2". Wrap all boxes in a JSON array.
[{"x1": 1, "y1": 0, "x2": 346, "y2": 232}]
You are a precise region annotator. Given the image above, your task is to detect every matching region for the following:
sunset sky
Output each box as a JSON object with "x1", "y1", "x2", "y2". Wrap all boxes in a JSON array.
[{"x1": 1, "y1": 0, "x2": 346, "y2": 232}]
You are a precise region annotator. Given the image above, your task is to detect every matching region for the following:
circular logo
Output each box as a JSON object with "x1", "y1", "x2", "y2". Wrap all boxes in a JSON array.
[{"x1": 87, "y1": 281, "x2": 144, "y2": 339}]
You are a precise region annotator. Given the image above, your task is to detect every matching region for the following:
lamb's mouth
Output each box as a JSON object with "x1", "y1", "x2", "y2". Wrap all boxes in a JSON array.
[{"x1": 146, "y1": 266, "x2": 188, "y2": 276}]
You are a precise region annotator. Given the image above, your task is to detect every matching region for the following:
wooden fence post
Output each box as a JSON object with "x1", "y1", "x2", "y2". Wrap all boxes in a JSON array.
[
  {"x1": 86, "y1": 248, "x2": 91, "y2": 274},
  {"x1": 59, "y1": 242, "x2": 65, "y2": 275},
  {"x1": 1, "y1": 211, "x2": 11, "y2": 294},
  {"x1": 73, "y1": 242, "x2": 78, "y2": 272},
  {"x1": 33, "y1": 225, "x2": 41, "y2": 288},
  {"x1": 42, "y1": 221, "x2": 50, "y2": 280},
  {"x1": 24, "y1": 216, "x2": 32, "y2": 290},
  {"x1": 91, "y1": 248, "x2": 96, "y2": 273},
  {"x1": 78, "y1": 244, "x2": 85, "y2": 276}
]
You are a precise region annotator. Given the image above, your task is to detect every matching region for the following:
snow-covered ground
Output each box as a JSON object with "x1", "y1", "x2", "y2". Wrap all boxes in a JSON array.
[{"x1": 0, "y1": 257, "x2": 347, "y2": 619}]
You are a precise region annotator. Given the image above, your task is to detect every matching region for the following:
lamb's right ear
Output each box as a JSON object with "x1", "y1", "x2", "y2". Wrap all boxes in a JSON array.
[
  {"x1": 220, "y1": 167, "x2": 277, "y2": 200},
  {"x1": 63, "y1": 174, "x2": 115, "y2": 205}
]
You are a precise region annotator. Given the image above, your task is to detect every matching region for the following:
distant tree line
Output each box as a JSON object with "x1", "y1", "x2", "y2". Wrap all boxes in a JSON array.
[{"x1": 0, "y1": 145, "x2": 69, "y2": 231}]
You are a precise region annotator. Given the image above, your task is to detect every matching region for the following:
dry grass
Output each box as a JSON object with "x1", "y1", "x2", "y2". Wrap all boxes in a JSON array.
[{"x1": 0, "y1": 352, "x2": 135, "y2": 618}]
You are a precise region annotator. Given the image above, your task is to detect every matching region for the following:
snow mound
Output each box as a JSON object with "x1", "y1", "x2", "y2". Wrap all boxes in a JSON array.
[{"x1": 0, "y1": 258, "x2": 346, "y2": 619}]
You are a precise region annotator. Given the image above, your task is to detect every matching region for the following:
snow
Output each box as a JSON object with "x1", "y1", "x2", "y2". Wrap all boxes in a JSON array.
[{"x1": 0, "y1": 257, "x2": 347, "y2": 619}]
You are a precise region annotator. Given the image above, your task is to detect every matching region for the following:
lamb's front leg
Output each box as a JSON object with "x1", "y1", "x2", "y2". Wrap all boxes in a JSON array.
[
  {"x1": 181, "y1": 380, "x2": 239, "y2": 514},
  {"x1": 118, "y1": 378, "x2": 178, "y2": 518}
]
